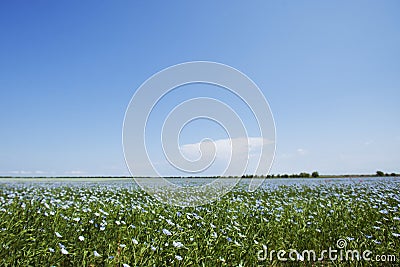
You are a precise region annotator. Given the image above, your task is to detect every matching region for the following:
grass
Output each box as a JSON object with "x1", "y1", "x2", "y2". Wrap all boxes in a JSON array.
[{"x1": 0, "y1": 179, "x2": 399, "y2": 266}]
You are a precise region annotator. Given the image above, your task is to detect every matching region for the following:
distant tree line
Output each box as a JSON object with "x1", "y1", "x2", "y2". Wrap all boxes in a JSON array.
[
  {"x1": 2, "y1": 171, "x2": 398, "y2": 179},
  {"x1": 242, "y1": 171, "x2": 319, "y2": 179},
  {"x1": 376, "y1": 170, "x2": 398, "y2": 177},
  {"x1": 241, "y1": 171, "x2": 399, "y2": 179}
]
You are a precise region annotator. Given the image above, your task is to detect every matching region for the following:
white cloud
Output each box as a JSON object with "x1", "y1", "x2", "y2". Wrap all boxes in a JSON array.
[
  {"x1": 296, "y1": 148, "x2": 308, "y2": 156},
  {"x1": 8, "y1": 170, "x2": 32, "y2": 174},
  {"x1": 181, "y1": 137, "x2": 271, "y2": 159},
  {"x1": 178, "y1": 137, "x2": 274, "y2": 175},
  {"x1": 364, "y1": 140, "x2": 373, "y2": 146},
  {"x1": 5, "y1": 170, "x2": 48, "y2": 176},
  {"x1": 64, "y1": 170, "x2": 86, "y2": 175}
]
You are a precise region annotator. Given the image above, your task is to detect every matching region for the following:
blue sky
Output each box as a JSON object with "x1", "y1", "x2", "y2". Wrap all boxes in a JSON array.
[{"x1": 1, "y1": 1, "x2": 399, "y2": 176}]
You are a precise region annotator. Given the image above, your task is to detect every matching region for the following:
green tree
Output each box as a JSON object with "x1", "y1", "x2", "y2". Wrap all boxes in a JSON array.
[
  {"x1": 312, "y1": 171, "x2": 319, "y2": 178},
  {"x1": 299, "y1": 172, "x2": 310, "y2": 178},
  {"x1": 376, "y1": 171, "x2": 384, "y2": 176}
]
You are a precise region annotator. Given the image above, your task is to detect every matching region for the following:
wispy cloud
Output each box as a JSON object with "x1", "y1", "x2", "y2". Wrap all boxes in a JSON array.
[
  {"x1": 8, "y1": 170, "x2": 32, "y2": 174},
  {"x1": 64, "y1": 170, "x2": 86, "y2": 175},
  {"x1": 178, "y1": 137, "x2": 274, "y2": 175},
  {"x1": 296, "y1": 148, "x2": 308, "y2": 156},
  {"x1": 180, "y1": 137, "x2": 272, "y2": 159},
  {"x1": 364, "y1": 140, "x2": 373, "y2": 146},
  {"x1": 5, "y1": 170, "x2": 48, "y2": 176}
]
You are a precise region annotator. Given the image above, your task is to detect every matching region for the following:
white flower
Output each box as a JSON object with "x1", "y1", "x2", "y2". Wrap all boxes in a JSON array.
[
  {"x1": 115, "y1": 220, "x2": 121, "y2": 225},
  {"x1": 55, "y1": 232, "x2": 62, "y2": 238},
  {"x1": 172, "y1": 241, "x2": 183, "y2": 248},
  {"x1": 61, "y1": 248, "x2": 69, "y2": 255},
  {"x1": 162, "y1": 229, "x2": 172, "y2": 236},
  {"x1": 132, "y1": 238, "x2": 138, "y2": 245},
  {"x1": 119, "y1": 244, "x2": 126, "y2": 248},
  {"x1": 78, "y1": 236, "x2": 84, "y2": 241},
  {"x1": 392, "y1": 233, "x2": 400, "y2": 237},
  {"x1": 151, "y1": 246, "x2": 157, "y2": 251},
  {"x1": 175, "y1": 255, "x2": 183, "y2": 261},
  {"x1": 122, "y1": 264, "x2": 130, "y2": 267},
  {"x1": 99, "y1": 209, "x2": 109, "y2": 216},
  {"x1": 48, "y1": 247, "x2": 55, "y2": 253},
  {"x1": 93, "y1": 251, "x2": 101, "y2": 257},
  {"x1": 100, "y1": 226, "x2": 105, "y2": 231},
  {"x1": 73, "y1": 217, "x2": 80, "y2": 222}
]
